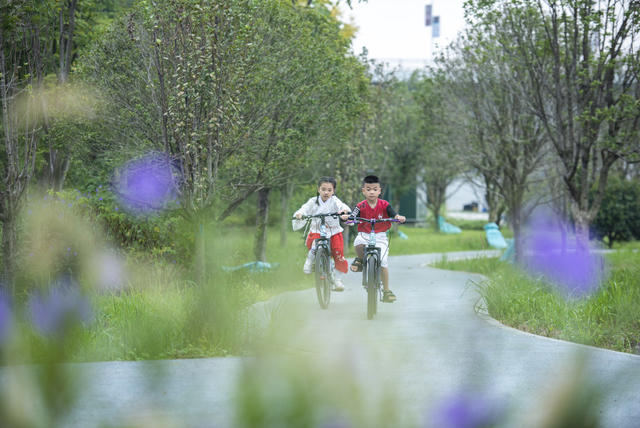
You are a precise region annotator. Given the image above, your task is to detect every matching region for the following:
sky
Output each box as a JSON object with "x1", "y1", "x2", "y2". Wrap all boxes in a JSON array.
[{"x1": 338, "y1": 0, "x2": 467, "y2": 70}]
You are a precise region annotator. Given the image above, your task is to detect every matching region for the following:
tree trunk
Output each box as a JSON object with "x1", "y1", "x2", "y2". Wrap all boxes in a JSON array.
[
  {"x1": 509, "y1": 202, "x2": 523, "y2": 264},
  {"x1": 254, "y1": 187, "x2": 270, "y2": 262},
  {"x1": 426, "y1": 181, "x2": 446, "y2": 231},
  {"x1": 40, "y1": 149, "x2": 71, "y2": 191},
  {"x1": 431, "y1": 203, "x2": 441, "y2": 231},
  {"x1": 571, "y1": 203, "x2": 591, "y2": 250},
  {"x1": 279, "y1": 183, "x2": 293, "y2": 247},
  {"x1": 58, "y1": 0, "x2": 77, "y2": 83},
  {"x1": 1, "y1": 212, "x2": 17, "y2": 294}
]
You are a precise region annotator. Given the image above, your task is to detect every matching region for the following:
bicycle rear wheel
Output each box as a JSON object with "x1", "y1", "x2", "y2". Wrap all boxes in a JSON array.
[
  {"x1": 315, "y1": 246, "x2": 331, "y2": 309},
  {"x1": 366, "y1": 254, "x2": 378, "y2": 319}
]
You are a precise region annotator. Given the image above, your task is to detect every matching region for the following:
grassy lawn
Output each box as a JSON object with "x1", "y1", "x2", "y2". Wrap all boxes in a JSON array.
[
  {"x1": 16, "y1": 219, "x2": 635, "y2": 362},
  {"x1": 63, "y1": 224, "x2": 500, "y2": 361},
  {"x1": 431, "y1": 250, "x2": 640, "y2": 354},
  {"x1": 388, "y1": 226, "x2": 509, "y2": 255}
]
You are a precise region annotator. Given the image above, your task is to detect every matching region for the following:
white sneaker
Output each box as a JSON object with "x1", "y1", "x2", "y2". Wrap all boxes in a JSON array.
[
  {"x1": 333, "y1": 278, "x2": 345, "y2": 292},
  {"x1": 303, "y1": 254, "x2": 314, "y2": 274}
]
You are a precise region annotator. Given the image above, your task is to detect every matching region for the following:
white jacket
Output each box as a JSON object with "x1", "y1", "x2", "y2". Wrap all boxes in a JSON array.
[{"x1": 293, "y1": 195, "x2": 351, "y2": 236}]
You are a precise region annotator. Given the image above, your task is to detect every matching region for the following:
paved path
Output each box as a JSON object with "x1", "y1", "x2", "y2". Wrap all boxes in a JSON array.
[{"x1": 4, "y1": 251, "x2": 639, "y2": 427}]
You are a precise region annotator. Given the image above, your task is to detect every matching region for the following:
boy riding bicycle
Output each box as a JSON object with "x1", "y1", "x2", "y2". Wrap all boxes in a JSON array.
[
  {"x1": 343, "y1": 175, "x2": 406, "y2": 302},
  {"x1": 294, "y1": 177, "x2": 351, "y2": 291}
]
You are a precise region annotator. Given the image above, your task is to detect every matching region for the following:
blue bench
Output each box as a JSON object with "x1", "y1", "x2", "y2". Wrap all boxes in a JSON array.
[
  {"x1": 438, "y1": 216, "x2": 462, "y2": 234},
  {"x1": 484, "y1": 222, "x2": 508, "y2": 249}
]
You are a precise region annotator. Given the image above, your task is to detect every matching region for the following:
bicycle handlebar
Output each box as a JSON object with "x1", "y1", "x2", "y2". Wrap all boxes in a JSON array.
[
  {"x1": 293, "y1": 212, "x2": 345, "y2": 220},
  {"x1": 345, "y1": 217, "x2": 400, "y2": 225}
]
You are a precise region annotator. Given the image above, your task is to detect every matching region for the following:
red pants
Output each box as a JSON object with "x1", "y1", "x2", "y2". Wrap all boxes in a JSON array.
[{"x1": 305, "y1": 232, "x2": 348, "y2": 273}]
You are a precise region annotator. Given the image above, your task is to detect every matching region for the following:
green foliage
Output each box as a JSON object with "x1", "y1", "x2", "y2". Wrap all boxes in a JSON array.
[
  {"x1": 51, "y1": 188, "x2": 187, "y2": 262},
  {"x1": 433, "y1": 252, "x2": 640, "y2": 354},
  {"x1": 592, "y1": 177, "x2": 640, "y2": 248}
]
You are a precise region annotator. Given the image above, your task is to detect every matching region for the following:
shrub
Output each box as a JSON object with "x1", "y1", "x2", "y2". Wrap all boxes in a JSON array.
[{"x1": 592, "y1": 177, "x2": 640, "y2": 248}]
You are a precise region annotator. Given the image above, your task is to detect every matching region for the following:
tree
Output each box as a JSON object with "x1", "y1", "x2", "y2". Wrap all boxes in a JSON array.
[
  {"x1": 0, "y1": 1, "x2": 47, "y2": 289},
  {"x1": 412, "y1": 72, "x2": 464, "y2": 230},
  {"x1": 378, "y1": 75, "x2": 423, "y2": 215},
  {"x1": 82, "y1": 0, "x2": 258, "y2": 279},
  {"x1": 467, "y1": 0, "x2": 640, "y2": 244},
  {"x1": 222, "y1": 0, "x2": 367, "y2": 261},
  {"x1": 436, "y1": 15, "x2": 549, "y2": 258}
]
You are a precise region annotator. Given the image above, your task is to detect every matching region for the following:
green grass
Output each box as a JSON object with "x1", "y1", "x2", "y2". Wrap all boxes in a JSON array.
[
  {"x1": 388, "y1": 226, "x2": 508, "y2": 255},
  {"x1": 15, "y1": 218, "x2": 630, "y2": 362},
  {"x1": 58, "y1": 224, "x2": 500, "y2": 361},
  {"x1": 611, "y1": 240, "x2": 640, "y2": 251},
  {"x1": 431, "y1": 251, "x2": 640, "y2": 354}
]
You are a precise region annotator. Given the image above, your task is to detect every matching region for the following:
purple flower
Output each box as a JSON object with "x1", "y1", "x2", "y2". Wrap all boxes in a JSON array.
[
  {"x1": 429, "y1": 391, "x2": 500, "y2": 428},
  {"x1": 113, "y1": 152, "x2": 179, "y2": 216},
  {"x1": 0, "y1": 292, "x2": 13, "y2": 344},
  {"x1": 520, "y1": 209, "x2": 606, "y2": 297},
  {"x1": 28, "y1": 276, "x2": 93, "y2": 338}
]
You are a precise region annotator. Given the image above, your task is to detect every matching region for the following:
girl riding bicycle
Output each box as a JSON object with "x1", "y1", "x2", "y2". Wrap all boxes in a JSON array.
[{"x1": 293, "y1": 177, "x2": 351, "y2": 291}]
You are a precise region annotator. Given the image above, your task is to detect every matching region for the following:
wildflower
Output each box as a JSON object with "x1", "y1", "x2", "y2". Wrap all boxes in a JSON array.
[
  {"x1": 521, "y1": 209, "x2": 606, "y2": 297},
  {"x1": 429, "y1": 391, "x2": 501, "y2": 428},
  {"x1": 112, "y1": 152, "x2": 179, "y2": 216},
  {"x1": 28, "y1": 276, "x2": 93, "y2": 338}
]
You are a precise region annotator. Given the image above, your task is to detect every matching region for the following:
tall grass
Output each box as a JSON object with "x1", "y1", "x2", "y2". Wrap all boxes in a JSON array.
[
  {"x1": 72, "y1": 226, "x2": 314, "y2": 361},
  {"x1": 432, "y1": 251, "x2": 640, "y2": 354}
]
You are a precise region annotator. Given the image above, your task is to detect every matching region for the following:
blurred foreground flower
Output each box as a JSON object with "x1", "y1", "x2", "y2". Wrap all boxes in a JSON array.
[
  {"x1": 28, "y1": 276, "x2": 93, "y2": 338},
  {"x1": 89, "y1": 250, "x2": 126, "y2": 293},
  {"x1": 113, "y1": 152, "x2": 179, "y2": 215},
  {"x1": 521, "y1": 210, "x2": 606, "y2": 297},
  {"x1": 428, "y1": 390, "x2": 502, "y2": 428}
]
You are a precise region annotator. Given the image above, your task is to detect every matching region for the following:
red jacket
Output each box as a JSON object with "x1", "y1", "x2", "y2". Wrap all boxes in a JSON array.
[{"x1": 353, "y1": 199, "x2": 395, "y2": 233}]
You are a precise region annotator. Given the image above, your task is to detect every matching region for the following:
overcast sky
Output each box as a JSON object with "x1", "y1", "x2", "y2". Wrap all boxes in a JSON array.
[{"x1": 339, "y1": 0, "x2": 467, "y2": 69}]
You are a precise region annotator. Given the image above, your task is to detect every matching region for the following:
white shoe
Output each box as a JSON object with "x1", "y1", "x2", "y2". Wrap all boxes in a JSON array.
[
  {"x1": 333, "y1": 278, "x2": 345, "y2": 292},
  {"x1": 303, "y1": 255, "x2": 314, "y2": 274}
]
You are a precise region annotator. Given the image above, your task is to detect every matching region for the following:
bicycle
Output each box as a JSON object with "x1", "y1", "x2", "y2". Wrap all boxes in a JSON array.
[
  {"x1": 347, "y1": 217, "x2": 399, "y2": 319},
  {"x1": 296, "y1": 212, "x2": 342, "y2": 309}
]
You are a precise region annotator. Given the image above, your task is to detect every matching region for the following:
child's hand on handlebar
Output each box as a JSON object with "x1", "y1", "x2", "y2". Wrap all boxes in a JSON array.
[
  {"x1": 395, "y1": 214, "x2": 406, "y2": 223},
  {"x1": 295, "y1": 213, "x2": 303, "y2": 220},
  {"x1": 339, "y1": 210, "x2": 350, "y2": 221}
]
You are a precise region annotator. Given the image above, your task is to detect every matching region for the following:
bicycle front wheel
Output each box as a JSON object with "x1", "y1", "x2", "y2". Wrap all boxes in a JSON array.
[
  {"x1": 366, "y1": 254, "x2": 378, "y2": 319},
  {"x1": 315, "y1": 247, "x2": 331, "y2": 309}
]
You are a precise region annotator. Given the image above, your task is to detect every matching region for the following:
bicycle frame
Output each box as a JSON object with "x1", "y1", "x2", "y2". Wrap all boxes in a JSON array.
[
  {"x1": 348, "y1": 217, "x2": 398, "y2": 319},
  {"x1": 296, "y1": 212, "x2": 341, "y2": 309}
]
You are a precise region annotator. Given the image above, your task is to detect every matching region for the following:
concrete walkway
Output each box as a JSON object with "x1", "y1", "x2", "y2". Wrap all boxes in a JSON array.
[{"x1": 4, "y1": 251, "x2": 639, "y2": 427}]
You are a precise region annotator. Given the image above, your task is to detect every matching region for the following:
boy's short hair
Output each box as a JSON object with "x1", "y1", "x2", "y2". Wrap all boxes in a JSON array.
[{"x1": 362, "y1": 175, "x2": 380, "y2": 186}]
